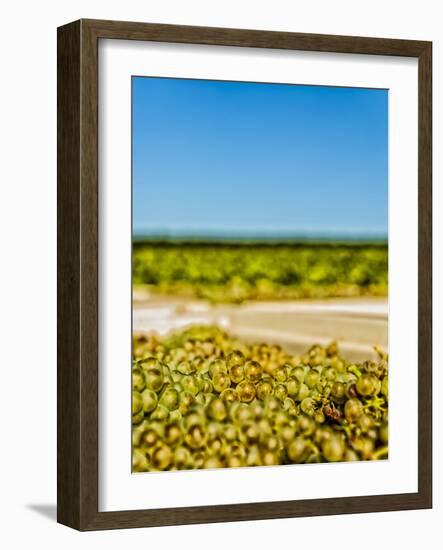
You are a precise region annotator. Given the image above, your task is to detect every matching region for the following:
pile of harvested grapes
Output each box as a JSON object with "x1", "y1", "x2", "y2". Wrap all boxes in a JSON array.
[{"x1": 132, "y1": 326, "x2": 388, "y2": 472}]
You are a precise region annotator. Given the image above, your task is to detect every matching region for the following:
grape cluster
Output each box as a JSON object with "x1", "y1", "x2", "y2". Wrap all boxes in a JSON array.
[{"x1": 132, "y1": 326, "x2": 388, "y2": 472}]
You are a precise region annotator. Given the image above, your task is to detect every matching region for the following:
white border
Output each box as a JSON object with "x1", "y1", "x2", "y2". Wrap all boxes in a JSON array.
[{"x1": 98, "y1": 39, "x2": 418, "y2": 512}]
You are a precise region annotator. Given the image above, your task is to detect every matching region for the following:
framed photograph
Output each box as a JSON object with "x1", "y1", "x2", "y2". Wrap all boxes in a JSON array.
[{"x1": 57, "y1": 19, "x2": 432, "y2": 530}]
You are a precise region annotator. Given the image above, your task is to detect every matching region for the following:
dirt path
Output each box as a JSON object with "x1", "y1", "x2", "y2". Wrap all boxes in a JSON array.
[{"x1": 133, "y1": 295, "x2": 388, "y2": 362}]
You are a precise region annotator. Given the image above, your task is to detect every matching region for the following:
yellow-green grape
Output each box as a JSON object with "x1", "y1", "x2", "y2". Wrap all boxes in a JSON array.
[
  {"x1": 132, "y1": 367, "x2": 146, "y2": 392},
  {"x1": 181, "y1": 374, "x2": 200, "y2": 395},
  {"x1": 322, "y1": 434, "x2": 345, "y2": 462},
  {"x1": 220, "y1": 387, "x2": 238, "y2": 403},
  {"x1": 242, "y1": 422, "x2": 260, "y2": 445},
  {"x1": 292, "y1": 365, "x2": 306, "y2": 382},
  {"x1": 169, "y1": 409, "x2": 182, "y2": 424},
  {"x1": 274, "y1": 365, "x2": 289, "y2": 383},
  {"x1": 246, "y1": 445, "x2": 262, "y2": 467},
  {"x1": 144, "y1": 367, "x2": 164, "y2": 393},
  {"x1": 236, "y1": 380, "x2": 256, "y2": 403},
  {"x1": 353, "y1": 435, "x2": 374, "y2": 459},
  {"x1": 185, "y1": 424, "x2": 207, "y2": 449},
  {"x1": 140, "y1": 423, "x2": 163, "y2": 448},
  {"x1": 329, "y1": 355, "x2": 345, "y2": 372},
  {"x1": 193, "y1": 356, "x2": 208, "y2": 375},
  {"x1": 356, "y1": 373, "x2": 378, "y2": 396},
  {"x1": 357, "y1": 414, "x2": 374, "y2": 434},
  {"x1": 209, "y1": 358, "x2": 227, "y2": 379},
  {"x1": 256, "y1": 379, "x2": 273, "y2": 400},
  {"x1": 150, "y1": 404, "x2": 170, "y2": 421},
  {"x1": 141, "y1": 388, "x2": 158, "y2": 414},
  {"x1": 262, "y1": 450, "x2": 280, "y2": 466},
  {"x1": 228, "y1": 455, "x2": 244, "y2": 468},
  {"x1": 132, "y1": 391, "x2": 143, "y2": 415},
  {"x1": 379, "y1": 422, "x2": 389, "y2": 444},
  {"x1": 226, "y1": 350, "x2": 245, "y2": 368},
  {"x1": 132, "y1": 448, "x2": 149, "y2": 472},
  {"x1": 177, "y1": 360, "x2": 195, "y2": 375},
  {"x1": 224, "y1": 424, "x2": 238, "y2": 442},
  {"x1": 140, "y1": 356, "x2": 162, "y2": 371},
  {"x1": 244, "y1": 360, "x2": 262, "y2": 383},
  {"x1": 164, "y1": 423, "x2": 183, "y2": 447},
  {"x1": 288, "y1": 437, "x2": 309, "y2": 463},
  {"x1": 132, "y1": 420, "x2": 148, "y2": 446},
  {"x1": 212, "y1": 371, "x2": 231, "y2": 393},
  {"x1": 195, "y1": 392, "x2": 212, "y2": 406},
  {"x1": 178, "y1": 391, "x2": 194, "y2": 414},
  {"x1": 344, "y1": 398, "x2": 364, "y2": 422},
  {"x1": 280, "y1": 424, "x2": 296, "y2": 445},
  {"x1": 200, "y1": 376, "x2": 213, "y2": 393},
  {"x1": 235, "y1": 403, "x2": 254, "y2": 424},
  {"x1": 274, "y1": 384, "x2": 288, "y2": 402},
  {"x1": 151, "y1": 445, "x2": 172, "y2": 470},
  {"x1": 207, "y1": 397, "x2": 227, "y2": 421},
  {"x1": 323, "y1": 367, "x2": 337, "y2": 382},
  {"x1": 297, "y1": 414, "x2": 316, "y2": 436},
  {"x1": 132, "y1": 411, "x2": 144, "y2": 425},
  {"x1": 314, "y1": 409, "x2": 326, "y2": 424},
  {"x1": 381, "y1": 375, "x2": 388, "y2": 398},
  {"x1": 305, "y1": 369, "x2": 320, "y2": 389},
  {"x1": 326, "y1": 341, "x2": 339, "y2": 357},
  {"x1": 204, "y1": 456, "x2": 223, "y2": 469},
  {"x1": 286, "y1": 376, "x2": 300, "y2": 398},
  {"x1": 300, "y1": 397, "x2": 316, "y2": 416},
  {"x1": 264, "y1": 395, "x2": 280, "y2": 415},
  {"x1": 229, "y1": 364, "x2": 245, "y2": 384},
  {"x1": 174, "y1": 446, "x2": 193, "y2": 470},
  {"x1": 331, "y1": 381, "x2": 346, "y2": 402},
  {"x1": 344, "y1": 448, "x2": 360, "y2": 461},
  {"x1": 159, "y1": 388, "x2": 179, "y2": 411},
  {"x1": 171, "y1": 370, "x2": 183, "y2": 383},
  {"x1": 296, "y1": 383, "x2": 310, "y2": 402}
]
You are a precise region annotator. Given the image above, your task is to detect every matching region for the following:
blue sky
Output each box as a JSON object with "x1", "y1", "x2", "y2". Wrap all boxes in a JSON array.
[{"x1": 132, "y1": 77, "x2": 388, "y2": 240}]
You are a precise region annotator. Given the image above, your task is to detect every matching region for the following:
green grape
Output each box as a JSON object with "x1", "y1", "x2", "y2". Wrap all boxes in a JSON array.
[
  {"x1": 150, "y1": 404, "x2": 170, "y2": 421},
  {"x1": 236, "y1": 381, "x2": 256, "y2": 403},
  {"x1": 207, "y1": 397, "x2": 227, "y2": 421},
  {"x1": 132, "y1": 391, "x2": 143, "y2": 415},
  {"x1": 209, "y1": 359, "x2": 228, "y2": 379},
  {"x1": 381, "y1": 375, "x2": 388, "y2": 398},
  {"x1": 144, "y1": 367, "x2": 164, "y2": 393},
  {"x1": 159, "y1": 388, "x2": 179, "y2": 411},
  {"x1": 344, "y1": 398, "x2": 364, "y2": 422},
  {"x1": 296, "y1": 383, "x2": 310, "y2": 402},
  {"x1": 141, "y1": 389, "x2": 158, "y2": 414},
  {"x1": 356, "y1": 373, "x2": 378, "y2": 396},
  {"x1": 220, "y1": 387, "x2": 238, "y2": 402},
  {"x1": 305, "y1": 369, "x2": 320, "y2": 389},
  {"x1": 151, "y1": 445, "x2": 172, "y2": 470},
  {"x1": 226, "y1": 350, "x2": 245, "y2": 368},
  {"x1": 212, "y1": 371, "x2": 231, "y2": 393},
  {"x1": 322, "y1": 434, "x2": 345, "y2": 462},
  {"x1": 181, "y1": 374, "x2": 200, "y2": 395},
  {"x1": 132, "y1": 367, "x2": 146, "y2": 392},
  {"x1": 164, "y1": 423, "x2": 183, "y2": 447},
  {"x1": 287, "y1": 437, "x2": 309, "y2": 463},
  {"x1": 229, "y1": 364, "x2": 245, "y2": 384},
  {"x1": 300, "y1": 397, "x2": 316, "y2": 416},
  {"x1": 286, "y1": 376, "x2": 300, "y2": 398},
  {"x1": 379, "y1": 422, "x2": 389, "y2": 444},
  {"x1": 274, "y1": 365, "x2": 289, "y2": 383},
  {"x1": 274, "y1": 384, "x2": 288, "y2": 402},
  {"x1": 245, "y1": 360, "x2": 263, "y2": 383},
  {"x1": 256, "y1": 379, "x2": 273, "y2": 400},
  {"x1": 132, "y1": 448, "x2": 149, "y2": 472}
]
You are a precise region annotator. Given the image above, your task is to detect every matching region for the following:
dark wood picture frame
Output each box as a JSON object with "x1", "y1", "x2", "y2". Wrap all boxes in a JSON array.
[{"x1": 57, "y1": 19, "x2": 432, "y2": 531}]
